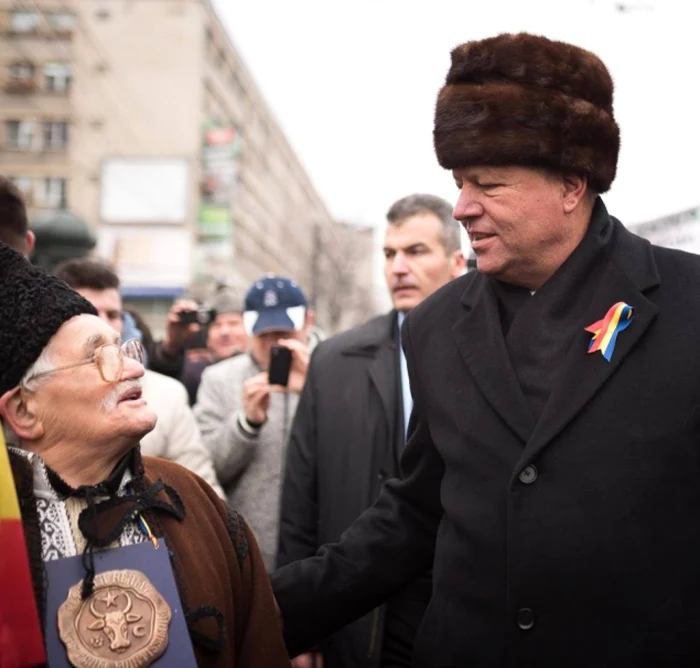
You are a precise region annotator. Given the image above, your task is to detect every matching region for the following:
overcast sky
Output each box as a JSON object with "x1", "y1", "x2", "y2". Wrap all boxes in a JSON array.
[{"x1": 213, "y1": 0, "x2": 699, "y2": 232}]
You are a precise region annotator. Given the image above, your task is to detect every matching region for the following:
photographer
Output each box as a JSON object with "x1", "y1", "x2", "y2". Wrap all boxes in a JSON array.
[
  {"x1": 150, "y1": 289, "x2": 248, "y2": 404},
  {"x1": 194, "y1": 276, "x2": 313, "y2": 571}
]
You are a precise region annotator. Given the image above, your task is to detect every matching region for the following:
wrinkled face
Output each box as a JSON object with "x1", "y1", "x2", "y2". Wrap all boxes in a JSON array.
[
  {"x1": 207, "y1": 312, "x2": 247, "y2": 360},
  {"x1": 452, "y1": 165, "x2": 579, "y2": 289},
  {"x1": 383, "y1": 212, "x2": 463, "y2": 313},
  {"x1": 26, "y1": 315, "x2": 156, "y2": 447},
  {"x1": 249, "y1": 328, "x2": 305, "y2": 370},
  {"x1": 76, "y1": 287, "x2": 123, "y2": 336}
]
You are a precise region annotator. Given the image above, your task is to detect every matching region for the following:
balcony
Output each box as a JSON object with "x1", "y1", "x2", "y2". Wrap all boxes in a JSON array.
[
  {"x1": 4, "y1": 10, "x2": 76, "y2": 39},
  {"x1": 3, "y1": 79, "x2": 37, "y2": 94}
]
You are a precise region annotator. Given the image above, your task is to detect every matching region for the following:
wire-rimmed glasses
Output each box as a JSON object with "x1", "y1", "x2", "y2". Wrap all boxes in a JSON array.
[{"x1": 24, "y1": 339, "x2": 145, "y2": 385}]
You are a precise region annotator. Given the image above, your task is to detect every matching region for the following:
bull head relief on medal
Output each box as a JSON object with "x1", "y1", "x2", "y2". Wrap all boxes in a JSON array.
[
  {"x1": 87, "y1": 588, "x2": 145, "y2": 652},
  {"x1": 58, "y1": 569, "x2": 172, "y2": 668}
]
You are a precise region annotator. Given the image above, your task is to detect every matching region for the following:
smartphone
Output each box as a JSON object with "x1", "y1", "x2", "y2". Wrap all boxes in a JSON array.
[
  {"x1": 268, "y1": 345, "x2": 292, "y2": 387},
  {"x1": 179, "y1": 308, "x2": 216, "y2": 326}
]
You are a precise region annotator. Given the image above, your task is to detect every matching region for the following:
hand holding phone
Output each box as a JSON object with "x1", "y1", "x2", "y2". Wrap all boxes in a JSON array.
[
  {"x1": 269, "y1": 339, "x2": 311, "y2": 393},
  {"x1": 163, "y1": 299, "x2": 201, "y2": 355},
  {"x1": 242, "y1": 373, "x2": 272, "y2": 425}
]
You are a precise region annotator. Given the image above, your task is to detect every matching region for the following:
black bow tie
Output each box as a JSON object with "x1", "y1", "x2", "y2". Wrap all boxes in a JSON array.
[{"x1": 75, "y1": 476, "x2": 185, "y2": 600}]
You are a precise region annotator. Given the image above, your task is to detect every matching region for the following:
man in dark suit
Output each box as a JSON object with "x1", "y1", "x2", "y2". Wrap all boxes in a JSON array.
[
  {"x1": 272, "y1": 33, "x2": 700, "y2": 667},
  {"x1": 277, "y1": 194, "x2": 464, "y2": 668}
]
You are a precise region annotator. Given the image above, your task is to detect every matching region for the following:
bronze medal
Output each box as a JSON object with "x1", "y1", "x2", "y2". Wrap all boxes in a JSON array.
[{"x1": 57, "y1": 569, "x2": 171, "y2": 667}]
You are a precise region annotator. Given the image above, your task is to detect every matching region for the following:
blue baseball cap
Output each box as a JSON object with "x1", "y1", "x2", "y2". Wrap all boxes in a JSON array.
[{"x1": 243, "y1": 275, "x2": 308, "y2": 335}]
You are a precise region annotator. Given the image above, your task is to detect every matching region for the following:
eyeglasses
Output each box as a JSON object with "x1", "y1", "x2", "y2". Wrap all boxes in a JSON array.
[{"x1": 25, "y1": 339, "x2": 145, "y2": 385}]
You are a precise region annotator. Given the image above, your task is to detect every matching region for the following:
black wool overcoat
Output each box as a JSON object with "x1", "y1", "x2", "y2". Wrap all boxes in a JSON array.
[
  {"x1": 273, "y1": 211, "x2": 700, "y2": 667},
  {"x1": 278, "y1": 311, "x2": 429, "y2": 667}
]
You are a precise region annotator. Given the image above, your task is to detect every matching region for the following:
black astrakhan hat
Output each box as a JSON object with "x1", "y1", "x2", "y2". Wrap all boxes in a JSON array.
[{"x1": 0, "y1": 242, "x2": 97, "y2": 395}]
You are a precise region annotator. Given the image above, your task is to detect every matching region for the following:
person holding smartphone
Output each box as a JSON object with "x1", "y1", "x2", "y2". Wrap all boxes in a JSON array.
[{"x1": 194, "y1": 275, "x2": 314, "y2": 572}]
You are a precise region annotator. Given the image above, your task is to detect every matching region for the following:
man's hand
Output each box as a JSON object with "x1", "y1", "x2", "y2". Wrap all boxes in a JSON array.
[
  {"x1": 276, "y1": 338, "x2": 310, "y2": 394},
  {"x1": 292, "y1": 653, "x2": 323, "y2": 668},
  {"x1": 242, "y1": 372, "x2": 272, "y2": 425},
  {"x1": 162, "y1": 299, "x2": 200, "y2": 356}
]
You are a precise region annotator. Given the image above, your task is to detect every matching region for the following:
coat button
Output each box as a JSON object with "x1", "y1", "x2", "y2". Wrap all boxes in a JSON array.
[
  {"x1": 518, "y1": 465, "x2": 538, "y2": 485},
  {"x1": 517, "y1": 608, "x2": 535, "y2": 630},
  {"x1": 377, "y1": 469, "x2": 387, "y2": 481}
]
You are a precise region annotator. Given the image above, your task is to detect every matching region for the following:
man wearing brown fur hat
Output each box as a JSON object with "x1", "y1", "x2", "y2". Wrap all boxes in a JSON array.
[{"x1": 272, "y1": 33, "x2": 700, "y2": 666}]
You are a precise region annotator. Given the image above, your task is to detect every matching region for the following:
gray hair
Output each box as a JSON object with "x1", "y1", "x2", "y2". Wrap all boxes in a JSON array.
[
  {"x1": 386, "y1": 194, "x2": 461, "y2": 253},
  {"x1": 19, "y1": 346, "x2": 55, "y2": 392}
]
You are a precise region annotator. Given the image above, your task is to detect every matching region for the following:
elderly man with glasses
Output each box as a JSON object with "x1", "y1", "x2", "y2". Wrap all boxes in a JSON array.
[{"x1": 0, "y1": 243, "x2": 290, "y2": 668}]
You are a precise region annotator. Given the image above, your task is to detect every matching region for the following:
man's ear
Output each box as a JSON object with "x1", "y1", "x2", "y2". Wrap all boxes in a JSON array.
[
  {"x1": 25, "y1": 230, "x2": 36, "y2": 257},
  {"x1": 304, "y1": 309, "x2": 315, "y2": 330},
  {"x1": 450, "y1": 251, "x2": 466, "y2": 278},
  {"x1": 561, "y1": 174, "x2": 589, "y2": 214},
  {"x1": 0, "y1": 387, "x2": 44, "y2": 441}
]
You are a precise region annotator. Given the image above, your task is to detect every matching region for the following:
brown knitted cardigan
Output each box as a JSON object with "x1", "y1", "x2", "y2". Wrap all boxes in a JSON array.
[{"x1": 9, "y1": 447, "x2": 291, "y2": 668}]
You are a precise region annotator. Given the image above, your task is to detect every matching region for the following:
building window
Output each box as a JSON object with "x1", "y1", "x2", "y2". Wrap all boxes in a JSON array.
[
  {"x1": 5, "y1": 120, "x2": 36, "y2": 150},
  {"x1": 47, "y1": 11, "x2": 76, "y2": 31},
  {"x1": 44, "y1": 63, "x2": 72, "y2": 92},
  {"x1": 6, "y1": 62, "x2": 36, "y2": 92},
  {"x1": 10, "y1": 10, "x2": 40, "y2": 32},
  {"x1": 36, "y1": 178, "x2": 67, "y2": 208},
  {"x1": 9, "y1": 62, "x2": 35, "y2": 82},
  {"x1": 9, "y1": 177, "x2": 34, "y2": 204},
  {"x1": 43, "y1": 121, "x2": 69, "y2": 150}
]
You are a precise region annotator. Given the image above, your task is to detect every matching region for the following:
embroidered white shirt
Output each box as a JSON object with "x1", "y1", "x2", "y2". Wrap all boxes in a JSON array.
[{"x1": 9, "y1": 447, "x2": 145, "y2": 562}]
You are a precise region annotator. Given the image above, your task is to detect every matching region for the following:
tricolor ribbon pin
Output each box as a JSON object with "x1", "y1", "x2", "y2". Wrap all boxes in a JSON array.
[{"x1": 585, "y1": 302, "x2": 635, "y2": 362}]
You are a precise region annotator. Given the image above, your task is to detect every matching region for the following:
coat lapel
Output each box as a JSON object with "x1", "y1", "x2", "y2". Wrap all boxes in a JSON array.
[
  {"x1": 343, "y1": 312, "x2": 399, "y2": 443},
  {"x1": 519, "y1": 223, "x2": 660, "y2": 465},
  {"x1": 453, "y1": 275, "x2": 535, "y2": 443},
  {"x1": 368, "y1": 341, "x2": 398, "y2": 438}
]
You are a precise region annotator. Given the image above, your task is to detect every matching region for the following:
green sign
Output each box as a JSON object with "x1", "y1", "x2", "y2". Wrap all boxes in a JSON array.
[
  {"x1": 197, "y1": 204, "x2": 232, "y2": 238},
  {"x1": 197, "y1": 122, "x2": 242, "y2": 239}
]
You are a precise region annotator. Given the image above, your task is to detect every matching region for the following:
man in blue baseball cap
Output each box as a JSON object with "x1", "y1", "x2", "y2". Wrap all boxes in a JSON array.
[
  {"x1": 194, "y1": 275, "x2": 314, "y2": 571},
  {"x1": 243, "y1": 275, "x2": 309, "y2": 334}
]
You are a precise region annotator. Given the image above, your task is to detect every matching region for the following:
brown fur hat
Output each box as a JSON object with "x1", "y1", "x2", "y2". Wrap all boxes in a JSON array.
[{"x1": 433, "y1": 33, "x2": 620, "y2": 193}]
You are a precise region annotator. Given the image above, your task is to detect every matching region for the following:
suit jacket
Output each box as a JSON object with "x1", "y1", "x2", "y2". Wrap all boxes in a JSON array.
[
  {"x1": 278, "y1": 311, "x2": 424, "y2": 667},
  {"x1": 272, "y1": 208, "x2": 700, "y2": 667}
]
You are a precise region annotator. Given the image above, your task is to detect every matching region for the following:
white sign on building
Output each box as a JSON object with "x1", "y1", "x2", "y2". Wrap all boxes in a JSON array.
[
  {"x1": 628, "y1": 207, "x2": 700, "y2": 254},
  {"x1": 100, "y1": 157, "x2": 189, "y2": 224}
]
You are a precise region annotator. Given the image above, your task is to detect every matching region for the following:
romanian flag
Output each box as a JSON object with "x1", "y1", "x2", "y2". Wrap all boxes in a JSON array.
[{"x1": 0, "y1": 430, "x2": 45, "y2": 667}]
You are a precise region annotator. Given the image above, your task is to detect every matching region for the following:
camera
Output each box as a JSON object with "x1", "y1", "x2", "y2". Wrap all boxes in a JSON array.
[{"x1": 179, "y1": 308, "x2": 217, "y2": 326}]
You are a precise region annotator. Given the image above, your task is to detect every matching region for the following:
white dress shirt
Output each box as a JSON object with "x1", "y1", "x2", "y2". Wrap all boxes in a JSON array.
[{"x1": 398, "y1": 312, "x2": 413, "y2": 438}]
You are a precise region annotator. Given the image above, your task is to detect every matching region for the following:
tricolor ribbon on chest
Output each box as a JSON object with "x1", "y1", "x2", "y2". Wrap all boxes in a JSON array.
[{"x1": 585, "y1": 301, "x2": 635, "y2": 362}]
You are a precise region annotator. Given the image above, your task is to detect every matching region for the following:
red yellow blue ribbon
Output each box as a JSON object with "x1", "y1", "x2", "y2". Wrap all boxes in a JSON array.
[
  {"x1": 585, "y1": 302, "x2": 635, "y2": 362},
  {"x1": 137, "y1": 514, "x2": 159, "y2": 549}
]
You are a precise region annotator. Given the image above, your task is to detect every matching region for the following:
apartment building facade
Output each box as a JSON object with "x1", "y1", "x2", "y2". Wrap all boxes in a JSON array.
[{"x1": 0, "y1": 0, "x2": 369, "y2": 333}]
